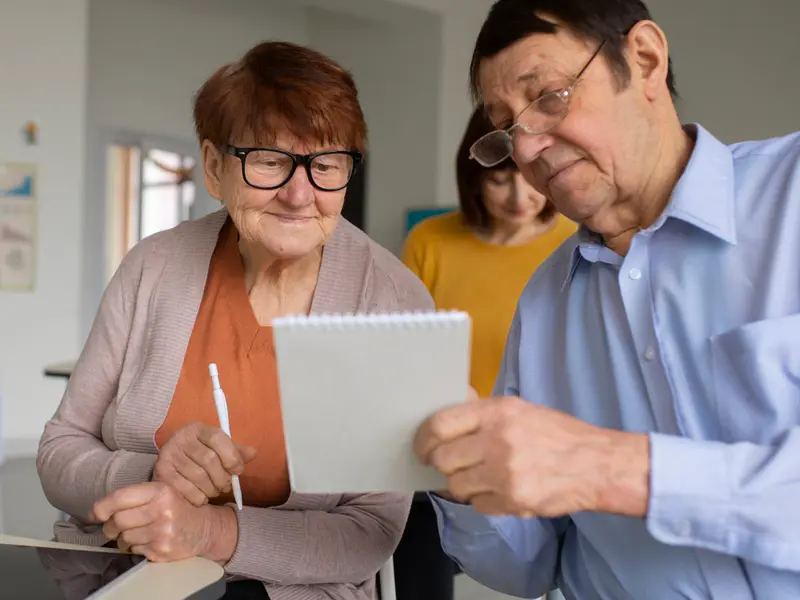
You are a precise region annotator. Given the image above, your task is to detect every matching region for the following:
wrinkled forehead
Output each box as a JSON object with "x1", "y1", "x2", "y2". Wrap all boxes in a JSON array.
[{"x1": 477, "y1": 32, "x2": 586, "y2": 119}]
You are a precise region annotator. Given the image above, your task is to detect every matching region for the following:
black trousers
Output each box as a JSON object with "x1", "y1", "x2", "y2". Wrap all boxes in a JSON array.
[
  {"x1": 222, "y1": 580, "x2": 270, "y2": 599},
  {"x1": 392, "y1": 495, "x2": 458, "y2": 600}
]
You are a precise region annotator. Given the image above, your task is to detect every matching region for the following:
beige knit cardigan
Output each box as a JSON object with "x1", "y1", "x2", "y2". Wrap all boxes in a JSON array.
[{"x1": 36, "y1": 209, "x2": 434, "y2": 600}]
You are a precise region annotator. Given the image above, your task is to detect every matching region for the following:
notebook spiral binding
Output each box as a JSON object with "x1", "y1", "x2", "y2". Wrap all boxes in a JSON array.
[{"x1": 272, "y1": 310, "x2": 469, "y2": 330}]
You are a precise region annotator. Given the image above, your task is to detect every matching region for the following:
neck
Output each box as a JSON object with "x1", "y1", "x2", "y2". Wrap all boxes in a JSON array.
[
  {"x1": 593, "y1": 117, "x2": 694, "y2": 256},
  {"x1": 481, "y1": 213, "x2": 557, "y2": 246},
  {"x1": 238, "y1": 238, "x2": 322, "y2": 302}
]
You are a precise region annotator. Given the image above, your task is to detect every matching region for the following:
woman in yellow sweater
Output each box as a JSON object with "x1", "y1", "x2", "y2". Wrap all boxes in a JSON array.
[
  {"x1": 403, "y1": 107, "x2": 576, "y2": 397},
  {"x1": 393, "y1": 108, "x2": 576, "y2": 600}
]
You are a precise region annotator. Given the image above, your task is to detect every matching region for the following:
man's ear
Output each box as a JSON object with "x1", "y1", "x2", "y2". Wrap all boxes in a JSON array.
[
  {"x1": 625, "y1": 20, "x2": 671, "y2": 102},
  {"x1": 202, "y1": 140, "x2": 225, "y2": 201}
]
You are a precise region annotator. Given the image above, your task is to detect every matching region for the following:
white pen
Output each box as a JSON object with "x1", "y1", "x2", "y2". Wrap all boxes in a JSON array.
[{"x1": 208, "y1": 363, "x2": 243, "y2": 511}]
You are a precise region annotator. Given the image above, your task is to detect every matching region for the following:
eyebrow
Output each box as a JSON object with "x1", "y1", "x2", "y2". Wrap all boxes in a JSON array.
[
  {"x1": 483, "y1": 67, "x2": 549, "y2": 117},
  {"x1": 517, "y1": 67, "x2": 547, "y2": 84}
]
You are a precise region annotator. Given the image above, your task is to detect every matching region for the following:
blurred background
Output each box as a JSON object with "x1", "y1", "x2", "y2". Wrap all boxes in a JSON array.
[{"x1": 0, "y1": 0, "x2": 798, "y2": 597}]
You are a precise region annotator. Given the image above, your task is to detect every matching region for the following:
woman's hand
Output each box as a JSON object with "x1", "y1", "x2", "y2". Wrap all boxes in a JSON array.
[
  {"x1": 92, "y1": 481, "x2": 239, "y2": 563},
  {"x1": 153, "y1": 422, "x2": 257, "y2": 506}
]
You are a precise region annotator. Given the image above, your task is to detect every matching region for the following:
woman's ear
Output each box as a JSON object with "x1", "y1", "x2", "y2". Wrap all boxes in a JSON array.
[{"x1": 202, "y1": 140, "x2": 225, "y2": 201}]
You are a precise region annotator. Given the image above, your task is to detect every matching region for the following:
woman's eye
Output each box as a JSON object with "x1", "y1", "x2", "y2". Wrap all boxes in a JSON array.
[{"x1": 314, "y1": 163, "x2": 339, "y2": 173}]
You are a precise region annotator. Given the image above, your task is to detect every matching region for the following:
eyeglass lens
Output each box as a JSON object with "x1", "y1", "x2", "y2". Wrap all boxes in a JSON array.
[
  {"x1": 244, "y1": 150, "x2": 354, "y2": 190},
  {"x1": 471, "y1": 93, "x2": 570, "y2": 166}
]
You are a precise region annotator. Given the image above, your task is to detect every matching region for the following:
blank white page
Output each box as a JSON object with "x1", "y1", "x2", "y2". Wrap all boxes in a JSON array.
[{"x1": 272, "y1": 311, "x2": 471, "y2": 494}]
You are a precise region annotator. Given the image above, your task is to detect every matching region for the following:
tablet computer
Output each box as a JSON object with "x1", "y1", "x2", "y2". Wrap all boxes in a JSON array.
[
  {"x1": 0, "y1": 542, "x2": 143, "y2": 600},
  {"x1": 0, "y1": 535, "x2": 226, "y2": 600}
]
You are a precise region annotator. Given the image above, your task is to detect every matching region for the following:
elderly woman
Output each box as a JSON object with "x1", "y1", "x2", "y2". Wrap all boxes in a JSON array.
[{"x1": 37, "y1": 41, "x2": 431, "y2": 600}]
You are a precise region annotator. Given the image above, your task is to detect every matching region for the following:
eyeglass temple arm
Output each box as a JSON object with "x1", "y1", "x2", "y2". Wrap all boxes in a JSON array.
[{"x1": 573, "y1": 40, "x2": 607, "y2": 83}]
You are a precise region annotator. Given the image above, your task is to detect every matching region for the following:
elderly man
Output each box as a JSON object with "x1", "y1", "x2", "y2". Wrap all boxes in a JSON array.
[{"x1": 414, "y1": 1, "x2": 800, "y2": 599}]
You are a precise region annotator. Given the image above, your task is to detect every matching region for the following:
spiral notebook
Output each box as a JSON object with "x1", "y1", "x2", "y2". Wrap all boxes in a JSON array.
[{"x1": 272, "y1": 311, "x2": 471, "y2": 494}]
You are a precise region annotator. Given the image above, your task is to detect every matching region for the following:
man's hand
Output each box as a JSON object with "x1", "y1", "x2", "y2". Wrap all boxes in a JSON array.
[
  {"x1": 414, "y1": 395, "x2": 650, "y2": 518},
  {"x1": 92, "y1": 482, "x2": 238, "y2": 563},
  {"x1": 153, "y1": 422, "x2": 257, "y2": 506}
]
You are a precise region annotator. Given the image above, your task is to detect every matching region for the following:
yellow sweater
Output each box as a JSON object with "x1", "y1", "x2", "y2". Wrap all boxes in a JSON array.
[{"x1": 402, "y1": 212, "x2": 577, "y2": 397}]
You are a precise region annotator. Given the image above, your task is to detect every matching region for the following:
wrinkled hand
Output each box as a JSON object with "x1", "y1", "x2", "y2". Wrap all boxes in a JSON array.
[
  {"x1": 153, "y1": 422, "x2": 257, "y2": 506},
  {"x1": 92, "y1": 481, "x2": 237, "y2": 563},
  {"x1": 414, "y1": 395, "x2": 650, "y2": 518}
]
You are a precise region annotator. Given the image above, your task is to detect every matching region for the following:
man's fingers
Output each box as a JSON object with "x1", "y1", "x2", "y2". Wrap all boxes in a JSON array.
[
  {"x1": 470, "y1": 492, "x2": 535, "y2": 518},
  {"x1": 415, "y1": 403, "x2": 483, "y2": 464},
  {"x1": 446, "y1": 463, "x2": 495, "y2": 503},
  {"x1": 198, "y1": 427, "x2": 246, "y2": 475},
  {"x1": 93, "y1": 483, "x2": 161, "y2": 522},
  {"x1": 470, "y1": 493, "x2": 511, "y2": 516},
  {"x1": 428, "y1": 433, "x2": 486, "y2": 475}
]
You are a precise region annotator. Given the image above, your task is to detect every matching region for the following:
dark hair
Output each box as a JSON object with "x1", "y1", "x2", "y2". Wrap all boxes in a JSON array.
[
  {"x1": 469, "y1": 0, "x2": 677, "y2": 103},
  {"x1": 457, "y1": 107, "x2": 555, "y2": 229},
  {"x1": 194, "y1": 41, "x2": 367, "y2": 153}
]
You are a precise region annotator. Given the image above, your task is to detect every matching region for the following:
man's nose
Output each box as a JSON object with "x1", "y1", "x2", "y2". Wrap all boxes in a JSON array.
[{"x1": 511, "y1": 131, "x2": 553, "y2": 166}]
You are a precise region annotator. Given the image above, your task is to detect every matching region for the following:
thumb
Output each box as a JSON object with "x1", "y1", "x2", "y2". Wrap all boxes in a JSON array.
[
  {"x1": 467, "y1": 387, "x2": 480, "y2": 402},
  {"x1": 235, "y1": 443, "x2": 258, "y2": 463}
]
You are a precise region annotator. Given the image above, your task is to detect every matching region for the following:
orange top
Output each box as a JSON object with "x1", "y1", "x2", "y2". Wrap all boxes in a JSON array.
[{"x1": 155, "y1": 219, "x2": 291, "y2": 507}]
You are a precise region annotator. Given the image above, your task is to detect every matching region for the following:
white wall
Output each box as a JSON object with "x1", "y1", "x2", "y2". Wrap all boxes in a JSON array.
[
  {"x1": 0, "y1": 0, "x2": 89, "y2": 455},
  {"x1": 81, "y1": 0, "x2": 311, "y2": 338},
  {"x1": 433, "y1": 0, "x2": 495, "y2": 208},
  {"x1": 308, "y1": 7, "x2": 442, "y2": 254},
  {"x1": 649, "y1": 0, "x2": 800, "y2": 143}
]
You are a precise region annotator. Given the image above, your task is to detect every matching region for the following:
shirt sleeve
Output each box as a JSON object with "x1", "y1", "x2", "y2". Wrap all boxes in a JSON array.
[
  {"x1": 647, "y1": 429, "x2": 800, "y2": 572},
  {"x1": 647, "y1": 311, "x2": 800, "y2": 571},
  {"x1": 430, "y1": 494, "x2": 569, "y2": 598},
  {"x1": 427, "y1": 309, "x2": 569, "y2": 598}
]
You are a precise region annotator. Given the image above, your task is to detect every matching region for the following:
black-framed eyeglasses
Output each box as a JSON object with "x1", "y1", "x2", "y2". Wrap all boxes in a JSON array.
[
  {"x1": 470, "y1": 40, "x2": 607, "y2": 167},
  {"x1": 225, "y1": 146, "x2": 362, "y2": 192}
]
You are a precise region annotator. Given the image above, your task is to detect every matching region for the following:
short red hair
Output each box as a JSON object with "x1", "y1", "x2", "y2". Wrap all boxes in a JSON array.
[{"x1": 193, "y1": 41, "x2": 367, "y2": 153}]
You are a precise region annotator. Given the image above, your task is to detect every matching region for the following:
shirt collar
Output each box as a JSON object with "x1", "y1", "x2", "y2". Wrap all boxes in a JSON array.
[{"x1": 562, "y1": 123, "x2": 737, "y2": 289}]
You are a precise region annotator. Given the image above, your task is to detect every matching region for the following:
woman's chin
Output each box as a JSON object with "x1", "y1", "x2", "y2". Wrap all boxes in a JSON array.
[{"x1": 257, "y1": 229, "x2": 323, "y2": 260}]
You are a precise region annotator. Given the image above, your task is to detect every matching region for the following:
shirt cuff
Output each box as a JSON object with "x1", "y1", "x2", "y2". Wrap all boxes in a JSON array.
[
  {"x1": 646, "y1": 433, "x2": 730, "y2": 547},
  {"x1": 429, "y1": 493, "x2": 499, "y2": 537}
]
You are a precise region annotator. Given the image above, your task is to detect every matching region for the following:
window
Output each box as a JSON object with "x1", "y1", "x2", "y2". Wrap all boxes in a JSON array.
[{"x1": 105, "y1": 144, "x2": 196, "y2": 281}]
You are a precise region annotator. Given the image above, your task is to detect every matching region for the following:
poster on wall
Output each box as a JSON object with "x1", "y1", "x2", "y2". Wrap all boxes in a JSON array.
[{"x1": 0, "y1": 162, "x2": 37, "y2": 291}]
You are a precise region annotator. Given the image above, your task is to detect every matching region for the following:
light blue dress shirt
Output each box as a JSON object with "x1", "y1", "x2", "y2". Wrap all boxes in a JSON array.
[{"x1": 431, "y1": 124, "x2": 800, "y2": 600}]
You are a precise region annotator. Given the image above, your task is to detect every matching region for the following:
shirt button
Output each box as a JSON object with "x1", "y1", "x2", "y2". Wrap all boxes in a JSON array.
[
  {"x1": 628, "y1": 268, "x2": 642, "y2": 280},
  {"x1": 643, "y1": 347, "x2": 656, "y2": 361}
]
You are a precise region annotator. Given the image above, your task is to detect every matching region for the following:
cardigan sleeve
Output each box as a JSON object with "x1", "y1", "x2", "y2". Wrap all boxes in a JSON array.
[
  {"x1": 225, "y1": 492, "x2": 412, "y2": 585},
  {"x1": 36, "y1": 243, "x2": 157, "y2": 523}
]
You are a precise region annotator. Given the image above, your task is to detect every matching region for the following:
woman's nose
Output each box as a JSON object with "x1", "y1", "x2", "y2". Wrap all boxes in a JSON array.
[
  {"x1": 278, "y1": 166, "x2": 315, "y2": 207},
  {"x1": 511, "y1": 173, "x2": 529, "y2": 207}
]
